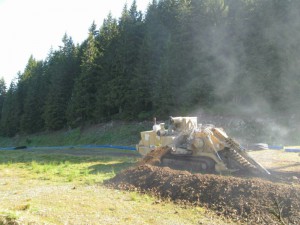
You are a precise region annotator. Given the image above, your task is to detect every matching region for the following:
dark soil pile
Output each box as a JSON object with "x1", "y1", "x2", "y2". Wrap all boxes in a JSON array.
[
  {"x1": 104, "y1": 165, "x2": 300, "y2": 224},
  {"x1": 138, "y1": 146, "x2": 170, "y2": 166}
]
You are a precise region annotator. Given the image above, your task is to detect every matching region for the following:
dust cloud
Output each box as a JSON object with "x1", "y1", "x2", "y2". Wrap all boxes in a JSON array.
[{"x1": 191, "y1": 1, "x2": 300, "y2": 145}]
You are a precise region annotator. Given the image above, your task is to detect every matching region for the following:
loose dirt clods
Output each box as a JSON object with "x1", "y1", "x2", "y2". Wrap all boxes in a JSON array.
[
  {"x1": 105, "y1": 164, "x2": 300, "y2": 225},
  {"x1": 138, "y1": 146, "x2": 170, "y2": 166}
]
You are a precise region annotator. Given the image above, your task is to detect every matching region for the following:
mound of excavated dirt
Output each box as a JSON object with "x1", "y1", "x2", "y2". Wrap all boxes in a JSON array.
[
  {"x1": 104, "y1": 165, "x2": 300, "y2": 225},
  {"x1": 137, "y1": 146, "x2": 170, "y2": 166}
]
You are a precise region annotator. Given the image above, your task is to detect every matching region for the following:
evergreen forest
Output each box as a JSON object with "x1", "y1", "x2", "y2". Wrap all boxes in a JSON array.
[{"x1": 0, "y1": 0, "x2": 300, "y2": 137}]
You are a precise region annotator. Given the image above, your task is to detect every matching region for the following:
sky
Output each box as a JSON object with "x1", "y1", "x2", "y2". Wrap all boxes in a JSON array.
[{"x1": 0, "y1": 0, "x2": 150, "y2": 85}]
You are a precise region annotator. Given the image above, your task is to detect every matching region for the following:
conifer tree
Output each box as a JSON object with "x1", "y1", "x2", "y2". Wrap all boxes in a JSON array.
[
  {"x1": 0, "y1": 77, "x2": 6, "y2": 123},
  {"x1": 20, "y1": 58, "x2": 46, "y2": 133},
  {"x1": 44, "y1": 34, "x2": 80, "y2": 130},
  {"x1": 104, "y1": 1, "x2": 144, "y2": 118},
  {"x1": 67, "y1": 23, "x2": 101, "y2": 126},
  {"x1": 94, "y1": 13, "x2": 119, "y2": 121},
  {"x1": 0, "y1": 82, "x2": 19, "y2": 136}
]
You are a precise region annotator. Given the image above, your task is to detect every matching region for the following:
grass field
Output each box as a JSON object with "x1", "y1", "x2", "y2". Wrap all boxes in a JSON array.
[{"x1": 0, "y1": 150, "x2": 234, "y2": 225}]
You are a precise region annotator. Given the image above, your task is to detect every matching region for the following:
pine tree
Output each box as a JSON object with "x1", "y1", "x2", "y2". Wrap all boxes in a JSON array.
[
  {"x1": 104, "y1": 1, "x2": 144, "y2": 119},
  {"x1": 67, "y1": 23, "x2": 101, "y2": 127},
  {"x1": 0, "y1": 78, "x2": 6, "y2": 95},
  {"x1": 44, "y1": 34, "x2": 80, "y2": 130},
  {"x1": 0, "y1": 82, "x2": 19, "y2": 136},
  {"x1": 0, "y1": 77, "x2": 6, "y2": 123},
  {"x1": 94, "y1": 13, "x2": 119, "y2": 121},
  {"x1": 20, "y1": 58, "x2": 46, "y2": 133}
]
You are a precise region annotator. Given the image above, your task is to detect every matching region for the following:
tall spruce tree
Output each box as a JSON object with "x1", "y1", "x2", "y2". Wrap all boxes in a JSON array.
[
  {"x1": 0, "y1": 77, "x2": 6, "y2": 122},
  {"x1": 67, "y1": 22, "x2": 101, "y2": 126},
  {"x1": 0, "y1": 81, "x2": 19, "y2": 136},
  {"x1": 94, "y1": 13, "x2": 119, "y2": 121},
  {"x1": 20, "y1": 58, "x2": 46, "y2": 133},
  {"x1": 44, "y1": 34, "x2": 80, "y2": 130},
  {"x1": 104, "y1": 1, "x2": 144, "y2": 118}
]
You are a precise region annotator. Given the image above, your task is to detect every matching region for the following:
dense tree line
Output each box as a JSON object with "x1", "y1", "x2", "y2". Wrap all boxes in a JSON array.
[{"x1": 0, "y1": 0, "x2": 299, "y2": 137}]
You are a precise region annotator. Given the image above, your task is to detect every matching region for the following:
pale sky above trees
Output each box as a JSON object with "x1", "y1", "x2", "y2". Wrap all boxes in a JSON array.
[{"x1": 0, "y1": 0, "x2": 149, "y2": 84}]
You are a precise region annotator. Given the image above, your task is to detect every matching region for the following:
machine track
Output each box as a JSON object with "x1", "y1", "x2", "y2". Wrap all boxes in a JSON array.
[
  {"x1": 220, "y1": 148, "x2": 257, "y2": 172},
  {"x1": 224, "y1": 138, "x2": 270, "y2": 175},
  {"x1": 161, "y1": 154, "x2": 216, "y2": 173}
]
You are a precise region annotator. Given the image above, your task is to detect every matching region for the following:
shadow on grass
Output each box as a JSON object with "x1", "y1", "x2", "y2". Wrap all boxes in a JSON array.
[
  {"x1": 0, "y1": 150, "x2": 139, "y2": 183},
  {"x1": 88, "y1": 162, "x2": 135, "y2": 174},
  {"x1": 26, "y1": 148, "x2": 139, "y2": 157},
  {"x1": 0, "y1": 150, "x2": 138, "y2": 166}
]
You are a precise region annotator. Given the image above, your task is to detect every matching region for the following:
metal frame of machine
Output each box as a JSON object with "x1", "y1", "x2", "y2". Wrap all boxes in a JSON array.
[{"x1": 137, "y1": 117, "x2": 270, "y2": 175}]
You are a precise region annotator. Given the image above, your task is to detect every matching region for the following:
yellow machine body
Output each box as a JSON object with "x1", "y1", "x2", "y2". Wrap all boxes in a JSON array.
[{"x1": 137, "y1": 117, "x2": 270, "y2": 175}]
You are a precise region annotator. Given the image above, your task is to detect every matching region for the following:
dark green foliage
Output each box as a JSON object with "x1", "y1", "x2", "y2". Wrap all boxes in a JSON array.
[
  {"x1": 103, "y1": 1, "x2": 144, "y2": 119},
  {"x1": 0, "y1": 77, "x2": 6, "y2": 122},
  {"x1": 20, "y1": 57, "x2": 46, "y2": 133},
  {"x1": 0, "y1": 0, "x2": 300, "y2": 136},
  {"x1": 0, "y1": 82, "x2": 19, "y2": 136},
  {"x1": 93, "y1": 14, "x2": 119, "y2": 121},
  {"x1": 44, "y1": 34, "x2": 80, "y2": 130},
  {"x1": 67, "y1": 23, "x2": 101, "y2": 126}
]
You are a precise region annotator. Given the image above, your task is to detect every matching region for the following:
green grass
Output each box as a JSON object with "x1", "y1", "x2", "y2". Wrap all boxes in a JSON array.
[
  {"x1": 0, "y1": 211, "x2": 19, "y2": 225},
  {"x1": 0, "y1": 150, "x2": 136, "y2": 184}
]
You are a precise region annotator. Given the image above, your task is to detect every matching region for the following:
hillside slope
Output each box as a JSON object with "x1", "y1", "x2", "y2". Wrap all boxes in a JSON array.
[{"x1": 0, "y1": 121, "x2": 151, "y2": 148}]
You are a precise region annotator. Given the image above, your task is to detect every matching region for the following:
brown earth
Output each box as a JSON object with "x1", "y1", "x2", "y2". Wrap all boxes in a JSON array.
[
  {"x1": 105, "y1": 164, "x2": 300, "y2": 225},
  {"x1": 137, "y1": 146, "x2": 170, "y2": 166}
]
